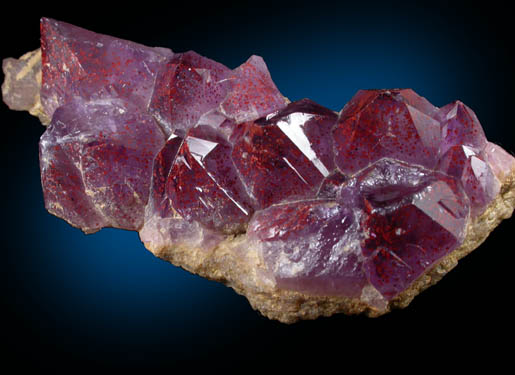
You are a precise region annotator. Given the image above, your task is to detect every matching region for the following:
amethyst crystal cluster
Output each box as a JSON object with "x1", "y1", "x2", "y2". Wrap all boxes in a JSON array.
[{"x1": 3, "y1": 18, "x2": 514, "y2": 322}]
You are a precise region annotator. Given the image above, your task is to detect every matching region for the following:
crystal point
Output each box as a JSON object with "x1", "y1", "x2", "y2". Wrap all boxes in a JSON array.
[
  {"x1": 40, "y1": 18, "x2": 173, "y2": 119},
  {"x1": 167, "y1": 125, "x2": 254, "y2": 233},
  {"x1": 355, "y1": 159, "x2": 469, "y2": 299},
  {"x1": 220, "y1": 55, "x2": 287, "y2": 123},
  {"x1": 436, "y1": 101, "x2": 487, "y2": 155},
  {"x1": 438, "y1": 145, "x2": 499, "y2": 216},
  {"x1": 231, "y1": 99, "x2": 337, "y2": 208},
  {"x1": 149, "y1": 51, "x2": 232, "y2": 135},
  {"x1": 40, "y1": 98, "x2": 165, "y2": 232},
  {"x1": 333, "y1": 89, "x2": 441, "y2": 174},
  {"x1": 3, "y1": 20, "x2": 515, "y2": 323}
]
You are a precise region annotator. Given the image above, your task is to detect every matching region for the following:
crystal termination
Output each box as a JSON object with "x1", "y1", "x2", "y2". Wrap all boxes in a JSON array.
[{"x1": 2, "y1": 18, "x2": 515, "y2": 323}]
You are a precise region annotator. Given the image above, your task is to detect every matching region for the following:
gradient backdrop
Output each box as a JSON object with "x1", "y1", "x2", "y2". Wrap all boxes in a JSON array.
[{"x1": 1, "y1": 0, "x2": 513, "y2": 368}]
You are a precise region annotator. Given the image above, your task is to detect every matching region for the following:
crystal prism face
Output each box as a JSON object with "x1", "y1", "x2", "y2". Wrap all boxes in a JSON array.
[
  {"x1": 149, "y1": 53, "x2": 287, "y2": 136},
  {"x1": 317, "y1": 170, "x2": 349, "y2": 199},
  {"x1": 40, "y1": 98, "x2": 165, "y2": 233},
  {"x1": 220, "y1": 55, "x2": 288, "y2": 123},
  {"x1": 140, "y1": 134, "x2": 224, "y2": 253},
  {"x1": 231, "y1": 99, "x2": 338, "y2": 208},
  {"x1": 436, "y1": 101, "x2": 488, "y2": 155},
  {"x1": 149, "y1": 51, "x2": 233, "y2": 135},
  {"x1": 40, "y1": 18, "x2": 173, "y2": 119},
  {"x1": 248, "y1": 200, "x2": 367, "y2": 297},
  {"x1": 148, "y1": 134, "x2": 184, "y2": 219},
  {"x1": 167, "y1": 125, "x2": 254, "y2": 233},
  {"x1": 484, "y1": 141, "x2": 515, "y2": 181},
  {"x1": 438, "y1": 145, "x2": 499, "y2": 216},
  {"x1": 354, "y1": 159, "x2": 469, "y2": 299},
  {"x1": 5, "y1": 18, "x2": 514, "y2": 321},
  {"x1": 249, "y1": 158, "x2": 469, "y2": 300},
  {"x1": 333, "y1": 89, "x2": 441, "y2": 174}
]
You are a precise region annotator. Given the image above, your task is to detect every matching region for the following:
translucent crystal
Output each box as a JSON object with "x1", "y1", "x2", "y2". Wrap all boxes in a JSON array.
[
  {"x1": 3, "y1": 18, "x2": 514, "y2": 322},
  {"x1": 333, "y1": 89, "x2": 441, "y2": 174},
  {"x1": 231, "y1": 99, "x2": 338, "y2": 208},
  {"x1": 40, "y1": 98, "x2": 165, "y2": 232}
]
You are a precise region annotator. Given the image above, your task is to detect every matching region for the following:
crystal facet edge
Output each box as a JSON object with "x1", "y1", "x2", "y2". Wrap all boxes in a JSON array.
[
  {"x1": 3, "y1": 46, "x2": 515, "y2": 323},
  {"x1": 143, "y1": 168, "x2": 515, "y2": 323}
]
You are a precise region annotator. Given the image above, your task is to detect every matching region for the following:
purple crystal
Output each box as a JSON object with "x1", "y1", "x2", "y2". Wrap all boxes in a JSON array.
[
  {"x1": 317, "y1": 170, "x2": 349, "y2": 199},
  {"x1": 484, "y1": 141, "x2": 515, "y2": 181},
  {"x1": 355, "y1": 159, "x2": 469, "y2": 299},
  {"x1": 437, "y1": 145, "x2": 499, "y2": 216},
  {"x1": 248, "y1": 200, "x2": 367, "y2": 297},
  {"x1": 40, "y1": 18, "x2": 173, "y2": 119},
  {"x1": 220, "y1": 55, "x2": 287, "y2": 123},
  {"x1": 40, "y1": 98, "x2": 165, "y2": 232},
  {"x1": 149, "y1": 51, "x2": 233, "y2": 135},
  {"x1": 248, "y1": 158, "x2": 469, "y2": 300},
  {"x1": 333, "y1": 89, "x2": 441, "y2": 174},
  {"x1": 436, "y1": 101, "x2": 487, "y2": 155},
  {"x1": 231, "y1": 99, "x2": 338, "y2": 208},
  {"x1": 3, "y1": 19, "x2": 514, "y2": 321},
  {"x1": 167, "y1": 125, "x2": 254, "y2": 233},
  {"x1": 140, "y1": 134, "x2": 224, "y2": 253}
]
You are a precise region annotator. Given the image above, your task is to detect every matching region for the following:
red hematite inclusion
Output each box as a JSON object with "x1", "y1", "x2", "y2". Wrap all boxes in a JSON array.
[
  {"x1": 333, "y1": 89, "x2": 441, "y2": 175},
  {"x1": 167, "y1": 125, "x2": 254, "y2": 233},
  {"x1": 31, "y1": 18, "x2": 513, "y2": 304}
]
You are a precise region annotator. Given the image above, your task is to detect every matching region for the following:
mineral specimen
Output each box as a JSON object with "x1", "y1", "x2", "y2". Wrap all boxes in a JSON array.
[{"x1": 3, "y1": 18, "x2": 515, "y2": 323}]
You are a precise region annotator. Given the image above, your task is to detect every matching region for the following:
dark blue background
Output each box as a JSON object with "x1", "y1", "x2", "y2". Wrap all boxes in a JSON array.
[{"x1": 1, "y1": 0, "x2": 513, "y2": 368}]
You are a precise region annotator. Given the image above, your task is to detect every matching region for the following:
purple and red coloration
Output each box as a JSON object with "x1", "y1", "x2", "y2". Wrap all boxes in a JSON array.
[
  {"x1": 248, "y1": 200, "x2": 367, "y2": 297},
  {"x1": 438, "y1": 145, "x2": 500, "y2": 216},
  {"x1": 436, "y1": 101, "x2": 487, "y2": 155},
  {"x1": 355, "y1": 159, "x2": 469, "y2": 299},
  {"x1": 35, "y1": 18, "x2": 514, "y2": 303},
  {"x1": 40, "y1": 18, "x2": 174, "y2": 119},
  {"x1": 167, "y1": 125, "x2": 254, "y2": 233},
  {"x1": 220, "y1": 55, "x2": 287, "y2": 123},
  {"x1": 231, "y1": 99, "x2": 337, "y2": 208},
  {"x1": 148, "y1": 51, "x2": 233, "y2": 135},
  {"x1": 333, "y1": 89, "x2": 441, "y2": 174},
  {"x1": 40, "y1": 98, "x2": 165, "y2": 232}
]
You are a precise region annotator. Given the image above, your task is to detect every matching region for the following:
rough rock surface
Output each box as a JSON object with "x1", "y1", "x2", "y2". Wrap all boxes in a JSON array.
[
  {"x1": 3, "y1": 18, "x2": 515, "y2": 323},
  {"x1": 146, "y1": 168, "x2": 515, "y2": 323},
  {"x1": 2, "y1": 48, "x2": 49, "y2": 124}
]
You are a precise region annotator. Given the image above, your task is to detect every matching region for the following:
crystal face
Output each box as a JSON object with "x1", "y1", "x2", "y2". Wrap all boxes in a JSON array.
[
  {"x1": 167, "y1": 125, "x2": 254, "y2": 234},
  {"x1": 3, "y1": 18, "x2": 514, "y2": 322},
  {"x1": 149, "y1": 51, "x2": 233, "y2": 135},
  {"x1": 40, "y1": 18, "x2": 174, "y2": 119},
  {"x1": 231, "y1": 99, "x2": 337, "y2": 208},
  {"x1": 354, "y1": 159, "x2": 469, "y2": 299},
  {"x1": 40, "y1": 98, "x2": 165, "y2": 233},
  {"x1": 333, "y1": 89, "x2": 442, "y2": 174},
  {"x1": 248, "y1": 199, "x2": 367, "y2": 297}
]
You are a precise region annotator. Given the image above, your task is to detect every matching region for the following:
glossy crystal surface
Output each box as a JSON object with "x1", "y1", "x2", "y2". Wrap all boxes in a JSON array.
[
  {"x1": 231, "y1": 99, "x2": 337, "y2": 208},
  {"x1": 167, "y1": 125, "x2": 254, "y2": 233},
  {"x1": 333, "y1": 89, "x2": 441, "y2": 174},
  {"x1": 40, "y1": 18, "x2": 173, "y2": 119},
  {"x1": 248, "y1": 199, "x2": 367, "y2": 297},
  {"x1": 149, "y1": 51, "x2": 233, "y2": 135},
  {"x1": 26, "y1": 18, "x2": 514, "y2": 305},
  {"x1": 355, "y1": 159, "x2": 469, "y2": 299},
  {"x1": 40, "y1": 98, "x2": 165, "y2": 232}
]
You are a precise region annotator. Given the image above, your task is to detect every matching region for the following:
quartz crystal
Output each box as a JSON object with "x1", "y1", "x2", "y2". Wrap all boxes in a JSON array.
[
  {"x1": 149, "y1": 51, "x2": 232, "y2": 135},
  {"x1": 231, "y1": 98, "x2": 337, "y2": 208},
  {"x1": 39, "y1": 98, "x2": 165, "y2": 233},
  {"x1": 168, "y1": 125, "x2": 254, "y2": 234},
  {"x1": 3, "y1": 18, "x2": 515, "y2": 323}
]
